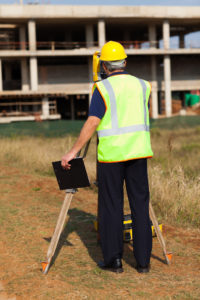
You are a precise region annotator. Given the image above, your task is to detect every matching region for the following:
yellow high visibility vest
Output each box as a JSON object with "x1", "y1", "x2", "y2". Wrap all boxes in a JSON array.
[{"x1": 94, "y1": 74, "x2": 153, "y2": 162}]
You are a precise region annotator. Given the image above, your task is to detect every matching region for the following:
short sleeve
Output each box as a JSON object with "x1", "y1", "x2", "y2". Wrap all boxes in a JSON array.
[
  {"x1": 147, "y1": 82, "x2": 151, "y2": 110},
  {"x1": 89, "y1": 88, "x2": 106, "y2": 119}
]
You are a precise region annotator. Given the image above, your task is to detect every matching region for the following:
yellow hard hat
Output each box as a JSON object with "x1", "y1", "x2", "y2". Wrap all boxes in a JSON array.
[{"x1": 100, "y1": 41, "x2": 127, "y2": 61}]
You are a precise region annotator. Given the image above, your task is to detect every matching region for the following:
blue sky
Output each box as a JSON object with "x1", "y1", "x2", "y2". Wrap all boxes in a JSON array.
[{"x1": 0, "y1": 0, "x2": 200, "y2": 5}]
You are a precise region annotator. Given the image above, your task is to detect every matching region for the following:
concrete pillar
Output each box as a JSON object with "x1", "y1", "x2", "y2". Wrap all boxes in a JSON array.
[
  {"x1": 163, "y1": 20, "x2": 170, "y2": 49},
  {"x1": 148, "y1": 24, "x2": 156, "y2": 49},
  {"x1": 163, "y1": 20, "x2": 171, "y2": 116},
  {"x1": 164, "y1": 55, "x2": 172, "y2": 117},
  {"x1": 179, "y1": 32, "x2": 185, "y2": 49},
  {"x1": 98, "y1": 19, "x2": 106, "y2": 48},
  {"x1": 28, "y1": 19, "x2": 36, "y2": 51},
  {"x1": 30, "y1": 57, "x2": 38, "y2": 91},
  {"x1": 5, "y1": 64, "x2": 12, "y2": 81},
  {"x1": 70, "y1": 96, "x2": 75, "y2": 120},
  {"x1": 86, "y1": 24, "x2": 94, "y2": 48},
  {"x1": 21, "y1": 58, "x2": 29, "y2": 91},
  {"x1": 42, "y1": 96, "x2": 50, "y2": 118},
  {"x1": 151, "y1": 56, "x2": 158, "y2": 119},
  {"x1": 20, "y1": 25, "x2": 29, "y2": 91},
  {"x1": 0, "y1": 59, "x2": 3, "y2": 91},
  {"x1": 19, "y1": 25, "x2": 26, "y2": 50}
]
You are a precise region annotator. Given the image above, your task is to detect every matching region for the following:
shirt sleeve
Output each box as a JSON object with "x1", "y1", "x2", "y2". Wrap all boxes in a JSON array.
[
  {"x1": 146, "y1": 81, "x2": 151, "y2": 110},
  {"x1": 89, "y1": 87, "x2": 106, "y2": 119}
]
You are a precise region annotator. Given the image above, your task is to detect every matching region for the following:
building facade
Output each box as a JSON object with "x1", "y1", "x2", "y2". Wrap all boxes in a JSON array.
[{"x1": 0, "y1": 4, "x2": 200, "y2": 122}]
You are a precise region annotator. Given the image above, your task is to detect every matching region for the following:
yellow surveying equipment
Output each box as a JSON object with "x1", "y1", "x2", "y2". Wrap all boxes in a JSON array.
[
  {"x1": 93, "y1": 51, "x2": 101, "y2": 82},
  {"x1": 94, "y1": 214, "x2": 163, "y2": 243},
  {"x1": 92, "y1": 50, "x2": 107, "y2": 82}
]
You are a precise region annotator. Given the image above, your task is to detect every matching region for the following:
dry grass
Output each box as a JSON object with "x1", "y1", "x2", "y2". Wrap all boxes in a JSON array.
[
  {"x1": 149, "y1": 127, "x2": 200, "y2": 228},
  {"x1": 0, "y1": 127, "x2": 200, "y2": 300},
  {"x1": 0, "y1": 135, "x2": 97, "y2": 178},
  {"x1": 0, "y1": 126, "x2": 200, "y2": 228}
]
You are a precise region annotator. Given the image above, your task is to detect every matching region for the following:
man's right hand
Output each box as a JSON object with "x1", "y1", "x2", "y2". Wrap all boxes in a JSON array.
[{"x1": 61, "y1": 150, "x2": 76, "y2": 170}]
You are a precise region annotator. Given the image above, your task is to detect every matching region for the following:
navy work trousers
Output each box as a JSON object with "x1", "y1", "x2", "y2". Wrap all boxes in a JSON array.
[{"x1": 97, "y1": 158, "x2": 152, "y2": 267}]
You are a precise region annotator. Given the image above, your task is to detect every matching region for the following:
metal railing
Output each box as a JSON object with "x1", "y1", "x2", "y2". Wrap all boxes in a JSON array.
[
  {"x1": 0, "y1": 41, "x2": 98, "y2": 50},
  {"x1": 0, "y1": 40, "x2": 199, "y2": 50},
  {"x1": 0, "y1": 99, "x2": 57, "y2": 117}
]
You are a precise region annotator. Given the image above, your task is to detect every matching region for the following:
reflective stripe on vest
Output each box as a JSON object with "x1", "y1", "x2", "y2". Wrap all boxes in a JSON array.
[{"x1": 97, "y1": 78, "x2": 149, "y2": 138}]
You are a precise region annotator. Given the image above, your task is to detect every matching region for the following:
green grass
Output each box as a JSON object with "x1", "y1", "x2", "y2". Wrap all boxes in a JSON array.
[
  {"x1": 150, "y1": 116, "x2": 200, "y2": 129},
  {"x1": 0, "y1": 120, "x2": 85, "y2": 137},
  {"x1": 0, "y1": 116, "x2": 200, "y2": 137}
]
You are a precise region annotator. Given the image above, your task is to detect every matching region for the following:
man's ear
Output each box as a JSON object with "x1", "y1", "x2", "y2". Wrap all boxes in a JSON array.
[
  {"x1": 102, "y1": 62, "x2": 111, "y2": 75},
  {"x1": 102, "y1": 62, "x2": 107, "y2": 72}
]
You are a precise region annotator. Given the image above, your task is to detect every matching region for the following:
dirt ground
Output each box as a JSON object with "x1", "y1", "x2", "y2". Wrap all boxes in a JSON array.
[{"x1": 0, "y1": 164, "x2": 199, "y2": 300}]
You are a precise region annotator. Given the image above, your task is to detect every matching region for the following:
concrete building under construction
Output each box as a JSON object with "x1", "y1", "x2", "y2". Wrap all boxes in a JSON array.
[{"x1": 0, "y1": 3, "x2": 200, "y2": 122}]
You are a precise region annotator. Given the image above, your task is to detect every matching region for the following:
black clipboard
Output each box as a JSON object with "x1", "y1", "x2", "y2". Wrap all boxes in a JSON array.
[{"x1": 52, "y1": 158, "x2": 90, "y2": 190}]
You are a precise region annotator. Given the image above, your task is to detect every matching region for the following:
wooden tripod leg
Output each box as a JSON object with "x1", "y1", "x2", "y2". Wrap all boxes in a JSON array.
[
  {"x1": 149, "y1": 202, "x2": 172, "y2": 265},
  {"x1": 41, "y1": 191, "x2": 74, "y2": 274}
]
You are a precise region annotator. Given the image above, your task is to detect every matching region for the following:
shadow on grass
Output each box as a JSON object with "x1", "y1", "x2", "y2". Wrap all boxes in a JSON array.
[
  {"x1": 151, "y1": 253, "x2": 166, "y2": 265},
  {"x1": 43, "y1": 208, "x2": 102, "y2": 272},
  {"x1": 43, "y1": 208, "x2": 166, "y2": 273}
]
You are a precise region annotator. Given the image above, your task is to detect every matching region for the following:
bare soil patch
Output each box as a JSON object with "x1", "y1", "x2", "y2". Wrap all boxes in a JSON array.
[{"x1": 0, "y1": 164, "x2": 199, "y2": 300}]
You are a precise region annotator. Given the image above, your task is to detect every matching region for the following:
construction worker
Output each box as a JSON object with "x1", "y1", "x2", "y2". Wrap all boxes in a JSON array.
[{"x1": 61, "y1": 41, "x2": 153, "y2": 274}]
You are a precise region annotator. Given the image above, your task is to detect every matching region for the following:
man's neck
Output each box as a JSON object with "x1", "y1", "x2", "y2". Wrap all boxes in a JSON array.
[{"x1": 107, "y1": 69, "x2": 124, "y2": 76}]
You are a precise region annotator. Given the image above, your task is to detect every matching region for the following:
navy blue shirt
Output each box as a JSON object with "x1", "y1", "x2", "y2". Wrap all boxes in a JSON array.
[
  {"x1": 89, "y1": 72, "x2": 150, "y2": 119},
  {"x1": 88, "y1": 87, "x2": 106, "y2": 119},
  {"x1": 89, "y1": 71, "x2": 128, "y2": 119}
]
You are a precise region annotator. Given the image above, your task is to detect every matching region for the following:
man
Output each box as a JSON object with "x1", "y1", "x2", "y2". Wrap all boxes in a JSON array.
[{"x1": 61, "y1": 41, "x2": 153, "y2": 274}]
